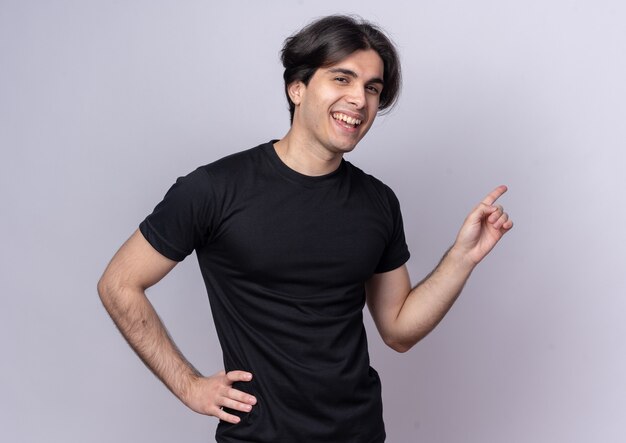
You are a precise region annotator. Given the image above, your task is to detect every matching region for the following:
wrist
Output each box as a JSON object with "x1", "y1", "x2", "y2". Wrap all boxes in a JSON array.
[
  {"x1": 447, "y1": 244, "x2": 478, "y2": 273},
  {"x1": 178, "y1": 370, "x2": 202, "y2": 406}
]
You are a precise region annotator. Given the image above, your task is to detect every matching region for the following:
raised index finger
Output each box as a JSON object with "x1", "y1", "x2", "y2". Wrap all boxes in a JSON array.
[{"x1": 482, "y1": 185, "x2": 508, "y2": 206}]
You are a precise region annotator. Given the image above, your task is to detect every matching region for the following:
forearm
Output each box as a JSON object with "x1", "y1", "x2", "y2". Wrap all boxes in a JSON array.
[
  {"x1": 392, "y1": 246, "x2": 475, "y2": 350},
  {"x1": 98, "y1": 282, "x2": 200, "y2": 403}
]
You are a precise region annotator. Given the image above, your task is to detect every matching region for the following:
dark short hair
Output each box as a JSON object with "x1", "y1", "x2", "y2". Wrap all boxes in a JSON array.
[{"x1": 281, "y1": 15, "x2": 402, "y2": 124}]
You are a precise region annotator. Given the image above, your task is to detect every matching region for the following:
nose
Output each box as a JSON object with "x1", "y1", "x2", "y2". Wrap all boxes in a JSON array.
[{"x1": 346, "y1": 84, "x2": 366, "y2": 109}]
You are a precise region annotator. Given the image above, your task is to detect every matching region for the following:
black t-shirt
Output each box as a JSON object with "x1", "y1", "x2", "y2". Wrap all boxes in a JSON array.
[{"x1": 140, "y1": 142, "x2": 410, "y2": 442}]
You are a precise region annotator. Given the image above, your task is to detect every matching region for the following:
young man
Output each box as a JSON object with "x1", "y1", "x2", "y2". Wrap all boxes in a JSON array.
[{"x1": 98, "y1": 15, "x2": 512, "y2": 443}]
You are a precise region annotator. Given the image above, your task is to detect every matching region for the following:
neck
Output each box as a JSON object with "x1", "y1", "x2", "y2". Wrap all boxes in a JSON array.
[{"x1": 273, "y1": 131, "x2": 343, "y2": 176}]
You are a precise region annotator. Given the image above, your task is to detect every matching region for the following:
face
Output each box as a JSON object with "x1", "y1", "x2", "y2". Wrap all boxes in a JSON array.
[{"x1": 288, "y1": 49, "x2": 384, "y2": 156}]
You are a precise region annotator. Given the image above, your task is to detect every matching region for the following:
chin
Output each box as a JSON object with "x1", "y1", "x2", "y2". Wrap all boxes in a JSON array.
[
  {"x1": 330, "y1": 134, "x2": 366, "y2": 154},
  {"x1": 331, "y1": 141, "x2": 359, "y2": 154}
]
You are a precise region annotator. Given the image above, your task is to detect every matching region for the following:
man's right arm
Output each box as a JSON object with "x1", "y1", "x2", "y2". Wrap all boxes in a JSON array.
[{"x1": 97, "y1": 229, "x2": 256, "y2": 424}]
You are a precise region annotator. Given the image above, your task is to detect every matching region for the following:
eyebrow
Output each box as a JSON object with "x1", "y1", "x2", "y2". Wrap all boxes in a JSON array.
[{"x1": 327, "y1": 67, "x2": 384, "y2": 86}]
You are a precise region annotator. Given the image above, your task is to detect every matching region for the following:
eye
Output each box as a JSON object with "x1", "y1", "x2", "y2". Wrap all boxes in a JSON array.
[
  {"x1": 334, "y1": 76, "x2": 349, "y2": 84},
  {"x1": 366, "y1": 85, "x2": 381, "y2": 95}
]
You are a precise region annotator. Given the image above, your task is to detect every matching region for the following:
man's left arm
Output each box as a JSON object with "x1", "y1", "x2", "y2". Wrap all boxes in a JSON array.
[{"x1": 366, "y1": 185, "x2": 513, "y2": 353}]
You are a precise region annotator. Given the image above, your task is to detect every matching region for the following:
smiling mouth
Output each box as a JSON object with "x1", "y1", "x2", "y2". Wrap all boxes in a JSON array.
[{"x1": 332, "y1": 112, "x2": 362, "y2": 128}]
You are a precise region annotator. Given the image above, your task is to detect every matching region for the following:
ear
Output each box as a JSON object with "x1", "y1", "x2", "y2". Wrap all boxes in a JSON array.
[{"x1": 287, "y1": 81, "x2": 305, "y2": 106}]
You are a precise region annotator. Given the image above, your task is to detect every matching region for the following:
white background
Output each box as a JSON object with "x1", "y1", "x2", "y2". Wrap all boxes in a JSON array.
[{"x1": 1, "y1": 1, "x2": 625, "y2": 442}]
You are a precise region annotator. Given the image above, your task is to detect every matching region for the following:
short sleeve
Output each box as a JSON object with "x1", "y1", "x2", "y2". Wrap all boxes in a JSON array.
[
  {"x1": 139, "y1": 167, "x2": 214, "y2": 262},
  {"x1": 374, "y1": 186, "x2": 410, "y2": 273}
]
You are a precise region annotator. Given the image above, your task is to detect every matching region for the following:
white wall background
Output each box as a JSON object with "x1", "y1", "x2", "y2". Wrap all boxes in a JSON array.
[{"x1": 1, "y1": 1, "x2": 625, "y2": 442}]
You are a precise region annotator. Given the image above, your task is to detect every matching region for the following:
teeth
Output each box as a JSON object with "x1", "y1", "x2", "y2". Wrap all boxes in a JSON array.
[{"x1": 333, "y1": 112, "x2": 362, "y2": 126}]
